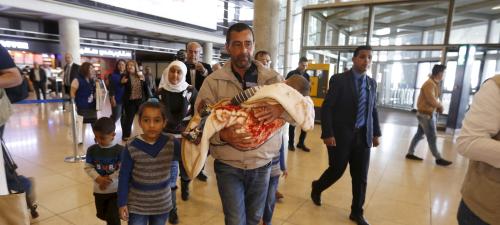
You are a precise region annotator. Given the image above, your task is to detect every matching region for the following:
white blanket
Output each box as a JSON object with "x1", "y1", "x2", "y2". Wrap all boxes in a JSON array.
[{"x1": 182, "y1": 83, "x2": 315, "y2": 179}]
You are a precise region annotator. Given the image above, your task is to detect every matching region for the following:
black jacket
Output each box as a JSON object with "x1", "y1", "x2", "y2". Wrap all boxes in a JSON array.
[
  {"x1": 321, "y1": 69, "x2": 381, "y2": 146},
  {"x1": 28, "y1": 69, "x2": 47, "y2": 83},
  {"x1": 158, "y1": 86, "x2": 197, "y2": 134},
  {"x1": 185, "y1": 61, "x2": 213, "y2": 91},
  {"x1": 64, "y1": 63, "x2": 80, "y2": 85}
]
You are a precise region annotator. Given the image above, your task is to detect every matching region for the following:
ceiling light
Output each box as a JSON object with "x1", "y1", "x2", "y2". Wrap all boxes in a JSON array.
[{"x1": 493, "y1": 5, "x2": 500, "y2": 10}]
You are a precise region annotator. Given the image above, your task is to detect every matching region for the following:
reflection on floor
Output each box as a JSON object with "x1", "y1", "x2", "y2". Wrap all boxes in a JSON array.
[{"x1": 4, "y1": 101, "x2": 467, "y2": 225}]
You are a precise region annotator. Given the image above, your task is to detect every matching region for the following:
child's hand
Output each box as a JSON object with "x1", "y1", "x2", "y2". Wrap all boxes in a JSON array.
[
  {"x1": 95, "y1": 176, "x2": 112, "y2": 190},
  {"x1": 282, "y1": 170, "x2": 288, "y2": 178},
  {"x1": 119, "y1": 206, "x2": 129, "y2": 221}
]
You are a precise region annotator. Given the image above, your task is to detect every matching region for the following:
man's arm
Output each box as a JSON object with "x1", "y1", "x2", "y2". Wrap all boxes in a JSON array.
[
  {"x1": 372, "y1": 81, "x2": 382, "y2": 137},
  {"x1": 421, "y1": 82, "x2": 441, "y2": 108},
  {"x1": 456, "y1": 80, "x2": 500, "y2": 168},
  {"x1": 321, "y1": 75, "x2": 338, "y2": 139},
  {"x1": 0, "y1": 68, "x2": 22, "y2": 88}
]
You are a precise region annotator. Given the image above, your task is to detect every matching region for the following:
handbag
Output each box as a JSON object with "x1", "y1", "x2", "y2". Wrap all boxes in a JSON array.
[
  {"x1": 0, "y1": 192, "x2": 30, "y2": 225},
  {"x1": 0, "y1": 138, "x2": 30, "y2": 225},
  {"x1": 0, "y1": 88, "x2": 12, "y2": 126}
]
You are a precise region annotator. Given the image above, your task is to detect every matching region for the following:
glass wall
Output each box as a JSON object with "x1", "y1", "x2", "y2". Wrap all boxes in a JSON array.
[{"x1": 301, "y1": 0, "x2": 500, "y2": 113}]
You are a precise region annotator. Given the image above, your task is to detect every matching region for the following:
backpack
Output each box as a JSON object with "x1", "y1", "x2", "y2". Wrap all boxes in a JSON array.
[{"x1": 5, "y1": 77, "x2": 29, "y2": 103}]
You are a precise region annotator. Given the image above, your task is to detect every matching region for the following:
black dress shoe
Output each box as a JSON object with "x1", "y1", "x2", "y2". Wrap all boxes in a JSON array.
[
  {"x1": 288, "y1": 145, "x2": 295, "y2": 151},
  {"x1": 310, "y1": 181, "x2": 321, "y2": 206},
  {"x1": 349, "y1": 214, "x2": 370, "y2": 225},
  {"x1": 405, "y1": 154, "x2": 423, "y2": 161},
  {"x1": 297, "y1": 144, "x2": 311, "y2": 152},
  {"x1": 436, "y1": 158, "x2": 452, "y2": 166},
  {"x1": 197, "y1": 172, "x2": 208, "y2": 182}
]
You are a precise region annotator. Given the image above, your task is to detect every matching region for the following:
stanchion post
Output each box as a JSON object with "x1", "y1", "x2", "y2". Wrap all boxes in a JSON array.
[{"x1": 64, "y1": 99, "x2": 86, "y2": 163}]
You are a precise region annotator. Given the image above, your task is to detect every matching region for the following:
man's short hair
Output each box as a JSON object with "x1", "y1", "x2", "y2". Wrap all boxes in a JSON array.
[
  {"x1": 432, "y1": 64, "x2": 446, "y2": 76},
  {"x1": 226, "y1": 23, "x2": 254, "y2": 44},
  {"x1": 92, "y1": 117, "x2": 115, "y2": 134},
  {"x1": 353, "y1": 45, "x2": 372, "y2": 57},
  {"x1": 187, "y1": 42, "x2": 201, "y2": 50},
  {"x1": 255, "y1": 50, "x2": 270, "y2": 58},
  {"x1": 286, "y1": 74, "x2": 311, "y2": 97},
  {"x1": 299, "y1": 56, "x2": 308, "y2": 64}
]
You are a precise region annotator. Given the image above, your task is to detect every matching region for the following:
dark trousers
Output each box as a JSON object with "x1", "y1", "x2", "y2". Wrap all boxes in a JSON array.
[
  {"x1": 314, "y1": 128, "x2": 370, "y2": 215},
  {"x1": 289, "y1": 125, "x2": 307, "y2": 146},
  {"x1": 121, "y1": 100, "x2": 142, "y2": 138},
  {"x1": 457, "y1": 200, "x2": 489, "y2": 225},
  {"x1": 94, "y1": 193, "x2": 120, "y2": 225},
  {"x1": 33, "y1": 81, "x2": 46, "y2": 100}
]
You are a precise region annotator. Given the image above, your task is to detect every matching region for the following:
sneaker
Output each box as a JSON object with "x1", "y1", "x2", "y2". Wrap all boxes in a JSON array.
[
  {"x1": 30, "y1": 204, "x2": 39, "y2": 219},
  {"x1": 168, "y1": 208, "x2": 179, "y2": 224},
  {"x1": 288, "y1": 145, "x2": 295, "y2": 151},
  {"x1": 275, "y1": 191, "x2": 284, "y2": 201},
  {"x1": 405, "y1": 154, "x2": 423, "y2": 161},
  {"x1": 297, "y1": 144, "x2": 311, "y2": 152},
  {"x1": 436, "y1": 158, "x2": 452, "y2": 166}
]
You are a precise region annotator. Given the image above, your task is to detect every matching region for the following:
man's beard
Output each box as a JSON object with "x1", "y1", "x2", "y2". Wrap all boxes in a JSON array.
[{"x1": 232, "y1": 53, "x2": 252, "y2": 69}]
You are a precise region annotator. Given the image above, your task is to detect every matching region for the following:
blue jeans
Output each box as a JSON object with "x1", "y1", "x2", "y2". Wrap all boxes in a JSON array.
[
  {"x1": 168, "y1": 160, "x2": 179, "y2": 188},
  {"x1": 214, "y1": 160, "x2": 271, "y2": 225},
  {"x1": 128, "y1": 213, "x2": 169, "y2": 225},
  {"x1": 408, "y1": 112, "x2": 442, "y2": 159},
  {"x1": 457, "y1": 200, "x2": 489, "y2": 225},
  {"x1": 263, "y1": 175, "x2": 280, "y2": 225}
]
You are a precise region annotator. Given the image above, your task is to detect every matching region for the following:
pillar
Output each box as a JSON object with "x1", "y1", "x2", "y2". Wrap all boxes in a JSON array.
[
  {"x1": 58, "y1": 18, "x2": 81, "y2": 64},
  {"x1": 203, "y1": 42, "x2": 213, "y2": 64},
  {"x1": 254, "y1": 0, "x2": 280, "y2": 70}
]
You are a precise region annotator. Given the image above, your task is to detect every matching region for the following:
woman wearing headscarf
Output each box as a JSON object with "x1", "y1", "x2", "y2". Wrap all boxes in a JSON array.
[{"x1": 157, "y1": 60, "x2": 197, "y2": 224}]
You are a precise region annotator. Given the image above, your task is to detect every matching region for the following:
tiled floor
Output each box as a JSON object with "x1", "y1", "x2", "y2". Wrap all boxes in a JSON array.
[{"x1": 3, "y1": 99, "x2": 467, "y2": 225}]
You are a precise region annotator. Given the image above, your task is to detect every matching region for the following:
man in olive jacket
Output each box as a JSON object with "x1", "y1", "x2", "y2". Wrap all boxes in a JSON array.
[{"x1": 195, "y1": 23, "x2": 288, "y2": 225}]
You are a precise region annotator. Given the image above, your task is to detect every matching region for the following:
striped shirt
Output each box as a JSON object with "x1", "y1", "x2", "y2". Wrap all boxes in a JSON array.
[
  {"x1": 118, "y1": 134, "x2": 177, "y2": 215},
  {"x1": 230, "y1": 86, "x2": 262, "y2": 106}
]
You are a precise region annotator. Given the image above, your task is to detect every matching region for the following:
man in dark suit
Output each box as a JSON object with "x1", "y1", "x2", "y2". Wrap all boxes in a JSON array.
[
  {"x1": 63, "y1": 53, "x2": 80, "y2": 95},
  {"x1": 28, "y1": 63, "x2": 47, "y2": 100},
  {"x1": 286, "y1": 56, "x2": 310, "y2": 152},
  {"x1": 311, "y1": 45, "x2": 381, "y2": 225},
  {"x1": 185, "y1": 41, "x2": 213, "y2": 91}
]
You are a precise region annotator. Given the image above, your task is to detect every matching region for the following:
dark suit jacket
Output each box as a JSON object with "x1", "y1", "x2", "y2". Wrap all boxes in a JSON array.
[
  {"x1": 321, "y1": 69, "x2": 381, "y2": 147},
  {"x1": 28, "y1": 69, "x2": 47, "y2": 83},
  {"x1": 64, "y1": 63, "x2": 80, "y2": 85},
  {"x1": 185, "y1": 61, "x2": 213, "y2": 91}
]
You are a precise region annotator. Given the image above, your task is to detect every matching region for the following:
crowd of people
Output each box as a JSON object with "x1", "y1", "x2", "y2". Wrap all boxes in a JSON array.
[{"x1": 0, "y1": 21, "x2": 498, "y2": 225}]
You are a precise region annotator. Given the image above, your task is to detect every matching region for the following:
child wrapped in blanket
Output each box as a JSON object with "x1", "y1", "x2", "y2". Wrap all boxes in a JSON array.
[{"x1": 182, "y1": 74, "x2": 311, "y2": 145}]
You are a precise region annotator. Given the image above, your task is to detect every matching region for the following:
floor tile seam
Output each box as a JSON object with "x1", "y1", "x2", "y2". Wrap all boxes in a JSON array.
[
  {"x1": 282, "y1": 199, "x2": 307, "y2": 224},
  {"x1": 35, "y1": 180, "x2": 86, "y2": 197},
  {"x1": 52, "y1": 201, "x2": 96, "y2": 220}
]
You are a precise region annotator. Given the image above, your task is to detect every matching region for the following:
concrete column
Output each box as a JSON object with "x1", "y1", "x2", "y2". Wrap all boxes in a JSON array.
[
  {"x1": 254, "y1": 0, "x2": 280, "y2": 70},
  {"x1": 283, "y1": 0, "x2": 293, "y2": 75},
  {"x1": 58, "y1": 18, "x2": 81, "y2": 64},
  {"x1": 203, "y1": 42, "x2": 213, "y2": 64}
]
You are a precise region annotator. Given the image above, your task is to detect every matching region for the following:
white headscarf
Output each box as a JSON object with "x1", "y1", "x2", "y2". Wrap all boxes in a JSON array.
[{"x1": 159, "y1": 60, "x2": 189, "y2": 93}]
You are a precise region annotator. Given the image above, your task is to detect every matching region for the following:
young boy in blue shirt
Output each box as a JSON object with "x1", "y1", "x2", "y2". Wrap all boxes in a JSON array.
[{"x1": 84, "y1": 117, "x2": 123, "y2": 225}]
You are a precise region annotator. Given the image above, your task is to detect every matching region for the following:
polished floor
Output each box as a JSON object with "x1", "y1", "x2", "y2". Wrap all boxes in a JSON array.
[{"x1": 4, "y1": 95, "x2": 468, "y2": 225}]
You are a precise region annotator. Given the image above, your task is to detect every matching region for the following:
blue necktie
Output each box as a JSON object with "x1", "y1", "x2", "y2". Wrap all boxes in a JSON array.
[{"x1": 355, "y1": 77, "x2": 367, "y2": 128}]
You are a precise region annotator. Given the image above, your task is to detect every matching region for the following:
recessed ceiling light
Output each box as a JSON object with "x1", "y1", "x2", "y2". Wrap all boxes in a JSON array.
[{"x1": 493, "y1": 5, "x2": 500, "y2": 10}]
